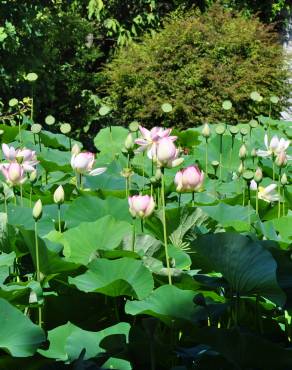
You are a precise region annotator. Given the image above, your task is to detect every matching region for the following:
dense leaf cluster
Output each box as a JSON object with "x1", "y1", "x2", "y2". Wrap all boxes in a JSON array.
[{"x1": 103, "y1": 4, "x2": 289, "y2": 129}]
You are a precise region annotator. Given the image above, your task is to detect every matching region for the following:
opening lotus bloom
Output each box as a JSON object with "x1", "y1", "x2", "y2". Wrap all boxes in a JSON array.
[
  {"x1": 257, "y1": 134, "x2": 290, "y2": 158},
  {"x1": 2, "y1": 144, "x2": 38, "y2": 172},
  {"x1": 71, "y1": 151, "x2": 106, "y2": 176},
  {"x1": 135, "y1": 126, "x2": 177, "y2": 159},
  {"x1": 128, "y1": 195, "x2": 155, "y2": 218},
  {"x1": 258, "y1": 184, "x2": 280, "y2": 203},
  {"x1": 175, "y1": 165, "x2": 204, "y2": 192},
  {"x1": 154, "y1": 137, "x2": 184, "y2": 168},
  {"x1": 0, "y1": 162, "x2": 26, "y2": 186}
]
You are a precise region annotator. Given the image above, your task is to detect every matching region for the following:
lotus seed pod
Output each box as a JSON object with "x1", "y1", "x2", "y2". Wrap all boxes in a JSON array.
[
  {"x1": 281, "y1": 173, "x2": 288, "y2": 186},
  {"x1": 124, "y1": 133, "x2": 134, "y2": 150},
  {"x1": 254, "y1": 167, "x2": 263, "y2": 183},
  {"x1": 202, "y1": 123, "x2": 211, "y2": 138},
  {"x1": 211, "y1": 160, "x2": 219, "y2": 169},
  {"x1": 54, "y1": 185, "x2": 65, "y2": 204},
  {"x1": 33, "y1": 199, "x2": 43, "y2": 221}
]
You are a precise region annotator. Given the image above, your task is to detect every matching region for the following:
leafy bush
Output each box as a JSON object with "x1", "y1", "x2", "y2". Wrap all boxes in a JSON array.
[{"x1": 103, "y1": 4, "x2": 289, "y2": 129}]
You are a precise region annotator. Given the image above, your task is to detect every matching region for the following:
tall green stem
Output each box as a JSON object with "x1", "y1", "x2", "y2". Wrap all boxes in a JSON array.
[
  {"x1": 278, "y1": 168, "x2": 281, "y2": 219},
  {"x1": 282, "y1": 187, "x2": 285, "y2": 217},
  {"x1": 34, "y1": 221, "x2": 42, "y2": 327},
  {"x1": 272, "y1": 160, "x2": 275, "y2": 181},
  {"x1": 161, "y1": 170, "x2": 172, "y2": 285},
  {"x1": 20, "y1": 184, "x2": 23, "y2": 207},
  {"x1": 132, "y1": 218, "x2": 136, "y2": 252},
  {"x1": 58, "y1": 204, "x2": 62, "y2": 232},
  {"x1": 256, "y1": 189, "x2": 259, "y2": 215},
  {"x1": 205, "y1": 138, "x2": 208, "y2": 176}
]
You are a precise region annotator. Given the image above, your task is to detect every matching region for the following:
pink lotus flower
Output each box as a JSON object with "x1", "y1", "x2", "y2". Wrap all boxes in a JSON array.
[
  {"x1": 135, "y1": 126, "x2": 177, "y2": 159},
  {"x1": 0, "y1": 162, "x2": 26, "y2": 186},
  {"x1": 174, "y1": 165, "x2": 204, "y2": 192},
  {"x1": 128, "y1": 195, "x2": 155, "y2": 218},
  {"x1": 2, "y1": 144, "x2": 38, "y2": 172},
  {"x1": 154, "y1": 137, "x2": 184, "y2": 168},
  {"x1": 71, "y1": 149, "x2": 106, "y2": 176}
]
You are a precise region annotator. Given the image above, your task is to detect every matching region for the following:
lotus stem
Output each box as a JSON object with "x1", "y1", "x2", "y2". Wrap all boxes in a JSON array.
[
  {"x1": 282, "y1": 187, "x2": 285, "y2": 217},
  {"x1": 191, "y1": 191, "x2": 195, "y2": 207},
  {"x1": 278, "y1": 168, "x2": 281, "y2": 219},
  {"x1": 20, "y1": 184, "x2": 23, "y2": 207},
  {"x1": 34, "y1": 220, "x2": 42, "y2": 327},
  {"x1": 30, "y1": 186, "x2": 33, "y2": 208},
  {"x1": 219, "y1": 135, "x2": 223, "y2": 180},
  {"x1": 161, "y1": 170, "x2": 172, "y2": 285},
  {"x1": 272, "y1": 160, "x2": 275, "y2": 181},
  {"x1": 132, "y1": 218, "x2": 136, "y2": 252},
  {"x1": 38, "y1": 134, "x2": 42, "y2": 152},
  {"x1": 4, "y1": 194, "x2": 7, "y2": 214},
  {"x1": 247, "y1": 182, "x2": 251, "y2": 228},
  {"x1": 58, "y1": 204, "x2": 62, "y2": 232},
  {"x1": 256, "y1": 189, "x2": 259, "y2": 215},
  {"x1": 141, "y1": 219, "x2": 144, "y2": 233},
  {"x1": 205, "y1": 138, "x2": 208, "y2": 175}
]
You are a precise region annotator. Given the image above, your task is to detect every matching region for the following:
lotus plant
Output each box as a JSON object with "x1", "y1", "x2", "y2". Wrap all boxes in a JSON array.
[
  {"x1": 2, "y1": 144, "x2": 38, "y2": 172},
  {"x1": 250, "y1": 182, "x2": 280, "y2": 203},
  {"x1": 174, "y1": 165, "x2": 204, "y2": 193},
  {"x1": 54, "y1": 185, "x2": 65, "y2": 232},
  {"x1": 128, "y1": 195, "x2": 155, "y2": 252},
  {"x1": 135, "y1": 126, "x2": 176, "y2": 158},
  {"x1": 71, "y1": 144, "x2": 106, "y2": 188}
]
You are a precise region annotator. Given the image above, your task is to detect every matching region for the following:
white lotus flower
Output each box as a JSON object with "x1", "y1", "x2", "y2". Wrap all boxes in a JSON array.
[
  {"x1": 257, "y1": 134, "x2": 290, "y2": 158},
  {"x1": 258, "y1": 184, "x2": 280, "y2": 203}
]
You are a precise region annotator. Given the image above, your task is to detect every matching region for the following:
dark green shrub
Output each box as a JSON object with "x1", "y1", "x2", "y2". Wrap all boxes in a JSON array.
[{"x1": 103, "y1": 4, "x2": 289, "y2": 129}]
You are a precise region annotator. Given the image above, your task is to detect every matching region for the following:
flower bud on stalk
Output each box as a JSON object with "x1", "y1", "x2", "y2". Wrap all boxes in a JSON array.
[
  {"x1": 124, "y1": 133, "x2": 134, "y2": 151},
  {"x1": 174, "y1": 166, "x2": 204, "y2": 193},
  {"x1": 239, "y1": 144, "x2": 247, "y2": 160},
  {"x1": 275, "y1": 151, "x2": 287, "y2": 167},
  {"x1": 54, "y1": 185, "x2": 65, "y2": 204},
  {"x1": 202, "y1": 123, "x2": 211, "y2": 139},
  {"x1": 128, "y1": 195, "x2": 155, "y2": 219},
  {"x1": 281, "y1": 173, "x2": 288, "y2": 186},
  {"x1": 33, "y1": 199, "x2": 42, "y2": 221},
  {"x1": 254, "y1": 167, "x2": 263, "y2": 183}
]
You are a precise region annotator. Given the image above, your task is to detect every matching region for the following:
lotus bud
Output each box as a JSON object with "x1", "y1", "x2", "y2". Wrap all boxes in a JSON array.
[
  {"x1": 29, "y1": 170, "x2": 37, "y2": 183},
  {"x1": 275, "y1": 150, "x2": 287, "y2": 167},
  {"x1": 251, "y1": 148, "x2": 257, "y2": 158},
  {"x1": 250, "y1": 179, "x2": 258, "y2": 191},
  {"x1": 238, "y1": 162, "x2": 244, "y2": 175},
  {"x1": 174, "y1": 165, "x2": 204, "y2": 193},
  {"x1": 281, "y1": 173, "x2": 288, "y2": 186},
  {"x1": 33, "y1": 199, "x2": 43, "y2": 221},
  {"x1": 53, "y1": 185, "x2": 65, "y2": 204},
  {"x1": 124, "y1": 133, "x2": 134, "y2": 151},
  {"x1": 202, "y1": 123, "x2": 211, "y2": 138},
  {"x1": 71, "y1": 143, "x2": 80, "y2": 156},
  {"x1": 128, "y1": 195, "x2": 155, "y2": 219},
  {"x1": 155, "y1": 168, "x2": 162, "y2": 181},
  {"x1": 156, "y1": 137, "x2": 177, "y2": 164},
  {"x1": 239, "y1": 144, "x2": 247, "y2": 159},
  {"x1": 254, "y1": 167, "x2": 263, "y2": 183}
]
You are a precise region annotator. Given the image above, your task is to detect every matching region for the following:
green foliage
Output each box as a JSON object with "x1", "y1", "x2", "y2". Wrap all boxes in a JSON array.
[{"x1": 103, "y1": 4, "x2": 289, "y2": 129}]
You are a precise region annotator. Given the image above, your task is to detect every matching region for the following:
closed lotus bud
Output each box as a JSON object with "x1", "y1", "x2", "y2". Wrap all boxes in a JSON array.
[
  {"x1": 238, "y1": 162, "x2": 244, "y2": 175},
  {"x1": 29, "y1": 170, "x2": 37, "y2": 183},
  {"x1": 174, "y1": 165, "x2": 204, "y2": 193},
  {"x1": 250, "y1": 179, "x2": 258, "y2": 191},
  {"x1": 124, "y1": 133, "x2": 134, "y2": 151},
  {"x1": 128, "y1": 195, "x2": 155, "y2": 219},
  {"x1": 281, "y1": 173, "x2": 288, "y2": 186},
  {"x1": 54, "y1": 185, "x2": 64, "y2": 204},
  {"x1": 239, "y1": 144, "x2": 247, "y2": 159},
  {"x1": 275, "y1": 150, "x2": 287, "y2": 167},
  {"x1": 254, "y1": 167, "x2": 263, "y2": 183},
  {"x1": 202, "y1": 123, "x2": 211, "y2": 138},
  {"x1": 156, "y1": 137, "x2": 177, "y2": 164},
  {"x1": 251, "y1": 148, "x2": 257, "y2": 158},
  {"x1": 33, "y1": 199, "x2": 43, "y2": 221},
  {"x1": 155, "y1": 168, "x2": 162, "y2": 181},
  {"x1": 71, "y1": 143, "x2": 80, "y2": 156}
]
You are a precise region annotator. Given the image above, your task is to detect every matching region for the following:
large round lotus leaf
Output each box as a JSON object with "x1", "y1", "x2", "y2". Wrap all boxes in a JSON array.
[
  {"x1": 60, "y1": 215, "x2": 132, "y2": 265},
  {"x1": 0, "y1": 298, "x2": 45, "y2": 357},
  {"x1": 125, "y1": 285, "x2": 207, "y2": 325},
  {"x1": 69, "y1": 257, "x2": 154, "y2": 299},
  {"x1": 191, "y1": 233, "x2": 285, "y2": 306},
  {"x1": 38, "y1": 321, "x2": 130, "y2": 362}
]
